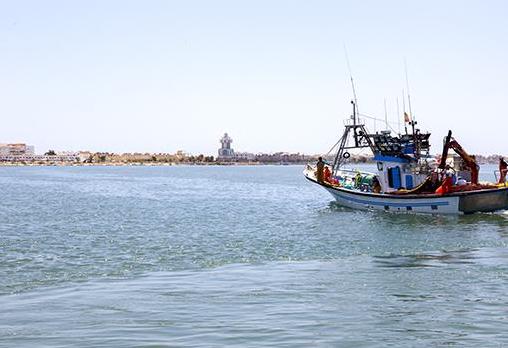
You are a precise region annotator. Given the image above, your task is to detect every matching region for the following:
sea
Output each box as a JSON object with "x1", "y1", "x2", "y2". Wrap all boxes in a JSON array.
[{"x1": 1, "y1": 165, "x2": 508, "y2": 347}]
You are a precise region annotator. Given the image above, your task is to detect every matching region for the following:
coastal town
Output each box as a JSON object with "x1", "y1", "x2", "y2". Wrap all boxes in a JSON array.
[
  {"x1": 0, "y1": 133, "x2": 323, "y2": 166},
  {"x1": 0, "y1": 132, "x2": 504, "y2": 166}
]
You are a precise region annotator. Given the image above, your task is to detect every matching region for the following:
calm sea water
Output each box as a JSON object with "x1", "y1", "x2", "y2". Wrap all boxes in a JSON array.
[{"x1": 1, "y1": 165, "x2": 508, "y2": 347}]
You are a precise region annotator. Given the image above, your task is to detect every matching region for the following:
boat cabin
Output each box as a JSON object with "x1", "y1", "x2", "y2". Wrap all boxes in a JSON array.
[
  {"x1": 371, "y1": 130, "x2": 431, "y2": 193},
  {"x1": 374, "y1": 155, "x2": 428, "y2": 193}
]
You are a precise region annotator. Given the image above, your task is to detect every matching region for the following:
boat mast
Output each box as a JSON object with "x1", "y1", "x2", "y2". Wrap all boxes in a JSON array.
[
  {"x1": 402, "y1": 89, "x2": 408, "y2": 135},
  {"x1": 352, "y1": 100, "x2": 359, "y2": 147},
  {"x1": 332, "y1": 100, "x2": 376, "y2": 174}
]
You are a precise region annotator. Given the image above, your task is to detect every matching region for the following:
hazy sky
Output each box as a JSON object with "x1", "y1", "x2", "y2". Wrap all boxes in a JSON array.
[{"x1": 1, "y1": 0, "x2": 507, "y2": 155}]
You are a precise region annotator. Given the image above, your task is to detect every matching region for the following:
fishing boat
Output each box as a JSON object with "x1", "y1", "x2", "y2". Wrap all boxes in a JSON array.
[{"x1": 304, "y1": 101, "x2": 508, "y2": 214}]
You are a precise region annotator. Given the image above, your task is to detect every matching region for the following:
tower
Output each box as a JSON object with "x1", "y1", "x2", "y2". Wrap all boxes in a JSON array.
[{"x1": 218, "y1": 133, "x2": 234, "y2": 159}]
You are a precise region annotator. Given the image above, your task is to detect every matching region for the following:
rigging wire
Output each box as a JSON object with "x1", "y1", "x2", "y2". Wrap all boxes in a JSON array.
[
  {"x1": 357, "y1": 113, "x2": 398, "y2": 134},
  {"x1": 324, "y1": 135, "x2": 344, "y2": 157}
]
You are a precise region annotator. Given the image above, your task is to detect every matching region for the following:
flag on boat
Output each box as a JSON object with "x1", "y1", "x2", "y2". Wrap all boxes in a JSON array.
[{"x1": 404, "y1": 112, "x2": 411, "y2": 123}]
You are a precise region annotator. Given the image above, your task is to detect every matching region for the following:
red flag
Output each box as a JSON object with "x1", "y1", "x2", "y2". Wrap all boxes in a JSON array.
[{"x1": 404, "y1": 112, "x2": 411, "y2": 123}]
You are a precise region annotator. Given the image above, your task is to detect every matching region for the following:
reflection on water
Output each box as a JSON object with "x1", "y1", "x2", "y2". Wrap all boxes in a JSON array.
[
  {"x1": 374, "y1": 249, "x2": 478, "y2": 268},
  {"x1": 328, "y1": 201, "x2": 508, "y2": 235}
]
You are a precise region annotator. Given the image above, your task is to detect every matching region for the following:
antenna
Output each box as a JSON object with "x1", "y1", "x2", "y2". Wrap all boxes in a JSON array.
[
  {"x1": 344, "y1": 45, "x2": 358, "y2": 117},
  {"x1": 404, "y1": 59, "x2": 414, "y2": 121},
  {"x1": 396, "y1": 97, "x2": 401, "y2": 135},
  {"x1": 402, "y1": 89, "x2": 408, "y2": 134},
  {"x1": 404, "y1": 60, "x2": 419, "y2": 158}
]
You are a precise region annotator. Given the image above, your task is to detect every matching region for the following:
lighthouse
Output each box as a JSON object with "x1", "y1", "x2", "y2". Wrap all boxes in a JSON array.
[{"x1": 218, "y1": 133, "x2": 234, "y2": 160}]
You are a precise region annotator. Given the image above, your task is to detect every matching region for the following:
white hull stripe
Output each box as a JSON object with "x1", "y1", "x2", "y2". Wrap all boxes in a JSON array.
[{"x1": 332, "y1": 190, "x2": 450, "y2": 208}]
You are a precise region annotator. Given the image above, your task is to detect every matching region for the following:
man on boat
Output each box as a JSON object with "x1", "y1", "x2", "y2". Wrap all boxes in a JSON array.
[
  {"x1": 323, "y1": 166, "x2": 332, "y2": 183},
  {"x1": 316, "y1": 157, "x2": 325, "y2": 183},
  {"x1": 435, "y1": 165, "x2": 454, "y2": 195},
  {"x1": 499, "y1": 157, "x2": 508, "y2": 184},
  {"x1": 372, "y1": 176, "x2": 381, "y2": 193}
]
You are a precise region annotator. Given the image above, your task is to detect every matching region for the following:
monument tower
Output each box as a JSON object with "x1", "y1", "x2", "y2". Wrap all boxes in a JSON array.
[{"x1": 218, "y1": 133, "x2": 234, "y2": 160}]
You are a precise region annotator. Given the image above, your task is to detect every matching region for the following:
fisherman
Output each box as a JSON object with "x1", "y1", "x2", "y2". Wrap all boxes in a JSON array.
[
  {"x1": 499, "y1": 157, "x2": 508, "y2": 184},
  {"x1": 316, "y1": 157, "x2": 325, "y2": 183},
  {"x1": 323, "y1": 166, "x2": 332, "y2": 183},
  {"x1": 354, "y1": 171, "x2": 362, "y2": 188},
  {"x1": 372, "y1": 176, "x2": 381, "y2": 193},
  {"x1": 435, "y1": 170, "x2": 453, "y2": 195},
  {"x1": 444, "y1": 164, "x2": 456, "y2": 185},
  {"x1": 430, "y1": 171, "x2": 439, "y2": 187}
]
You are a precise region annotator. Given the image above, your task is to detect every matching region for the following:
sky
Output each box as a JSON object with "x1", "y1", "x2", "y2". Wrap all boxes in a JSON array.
[{"x1": 0, "y1": 0, "x2": 507, "y2": 156}]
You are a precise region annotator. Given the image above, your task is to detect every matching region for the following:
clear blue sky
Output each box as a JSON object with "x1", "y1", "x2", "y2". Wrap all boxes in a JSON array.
[{"x1": 1, "y1": 0, "x2": 507, "y2": 155}]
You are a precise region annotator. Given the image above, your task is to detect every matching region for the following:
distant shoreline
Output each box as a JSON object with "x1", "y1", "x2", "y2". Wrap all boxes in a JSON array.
[
  {"x1": 0, "y1": 161, "x2": 313, "y2": 167},
  {"x1": 0, "y1": 157, "x2": 503, "y2": 167}
]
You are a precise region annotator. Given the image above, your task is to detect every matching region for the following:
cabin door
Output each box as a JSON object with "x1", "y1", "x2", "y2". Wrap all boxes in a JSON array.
[{"x1": 388, "y1": 166, "x2": 402, "y2": 189}]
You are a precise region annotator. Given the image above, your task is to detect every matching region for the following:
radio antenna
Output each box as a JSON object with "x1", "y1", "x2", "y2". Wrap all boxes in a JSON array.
[
  {"x1": 402, "y1": 89, "x2": 408, "y2": 134},
  {"x1": 396, "y1": 97, "x2": 401, "y2": 135},
  {"x1": 344, "y1": 45, "x2": 359, "y2": 118},
  {"x1": 404, "y1": 59, "x2": 414, "y2": 121}
]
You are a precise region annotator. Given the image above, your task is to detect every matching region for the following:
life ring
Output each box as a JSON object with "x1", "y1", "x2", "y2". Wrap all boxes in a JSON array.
[{"x1": 343, "y1": 152, "x2": 351, "y2": 159}]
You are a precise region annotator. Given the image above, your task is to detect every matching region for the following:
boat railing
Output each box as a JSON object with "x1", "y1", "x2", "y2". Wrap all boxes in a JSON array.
[{"x1": 343, "y1": 117, "x2": 365, "y2": 126}]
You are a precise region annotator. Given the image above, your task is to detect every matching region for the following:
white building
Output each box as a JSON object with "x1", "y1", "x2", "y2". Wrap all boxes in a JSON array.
[
  {"x1": 0, "y1": 143, "x2": 80, "y2": 162},
  {"x1": 0, "y1": 154, "x2": 80, "y2": 162},
  {"x1": 0, "y1": 143, "x2": 35, "y2": 156},
  {"x1": 234, "y1": 152, "x2": 256, "y2": 161}
]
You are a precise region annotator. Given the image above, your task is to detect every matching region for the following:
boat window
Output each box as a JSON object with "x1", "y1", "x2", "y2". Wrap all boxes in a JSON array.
[
  {"x1": 387, "y1": 167, "x2": 402, "y2": 189},
  {"x1": 405, "y1": 175, "x2": 414, "y2": 189}
]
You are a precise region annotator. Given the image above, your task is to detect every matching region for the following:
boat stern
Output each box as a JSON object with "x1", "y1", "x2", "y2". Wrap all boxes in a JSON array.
[{"x1": 458, "y1": 187, "x2": 508, "y2": 214}]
